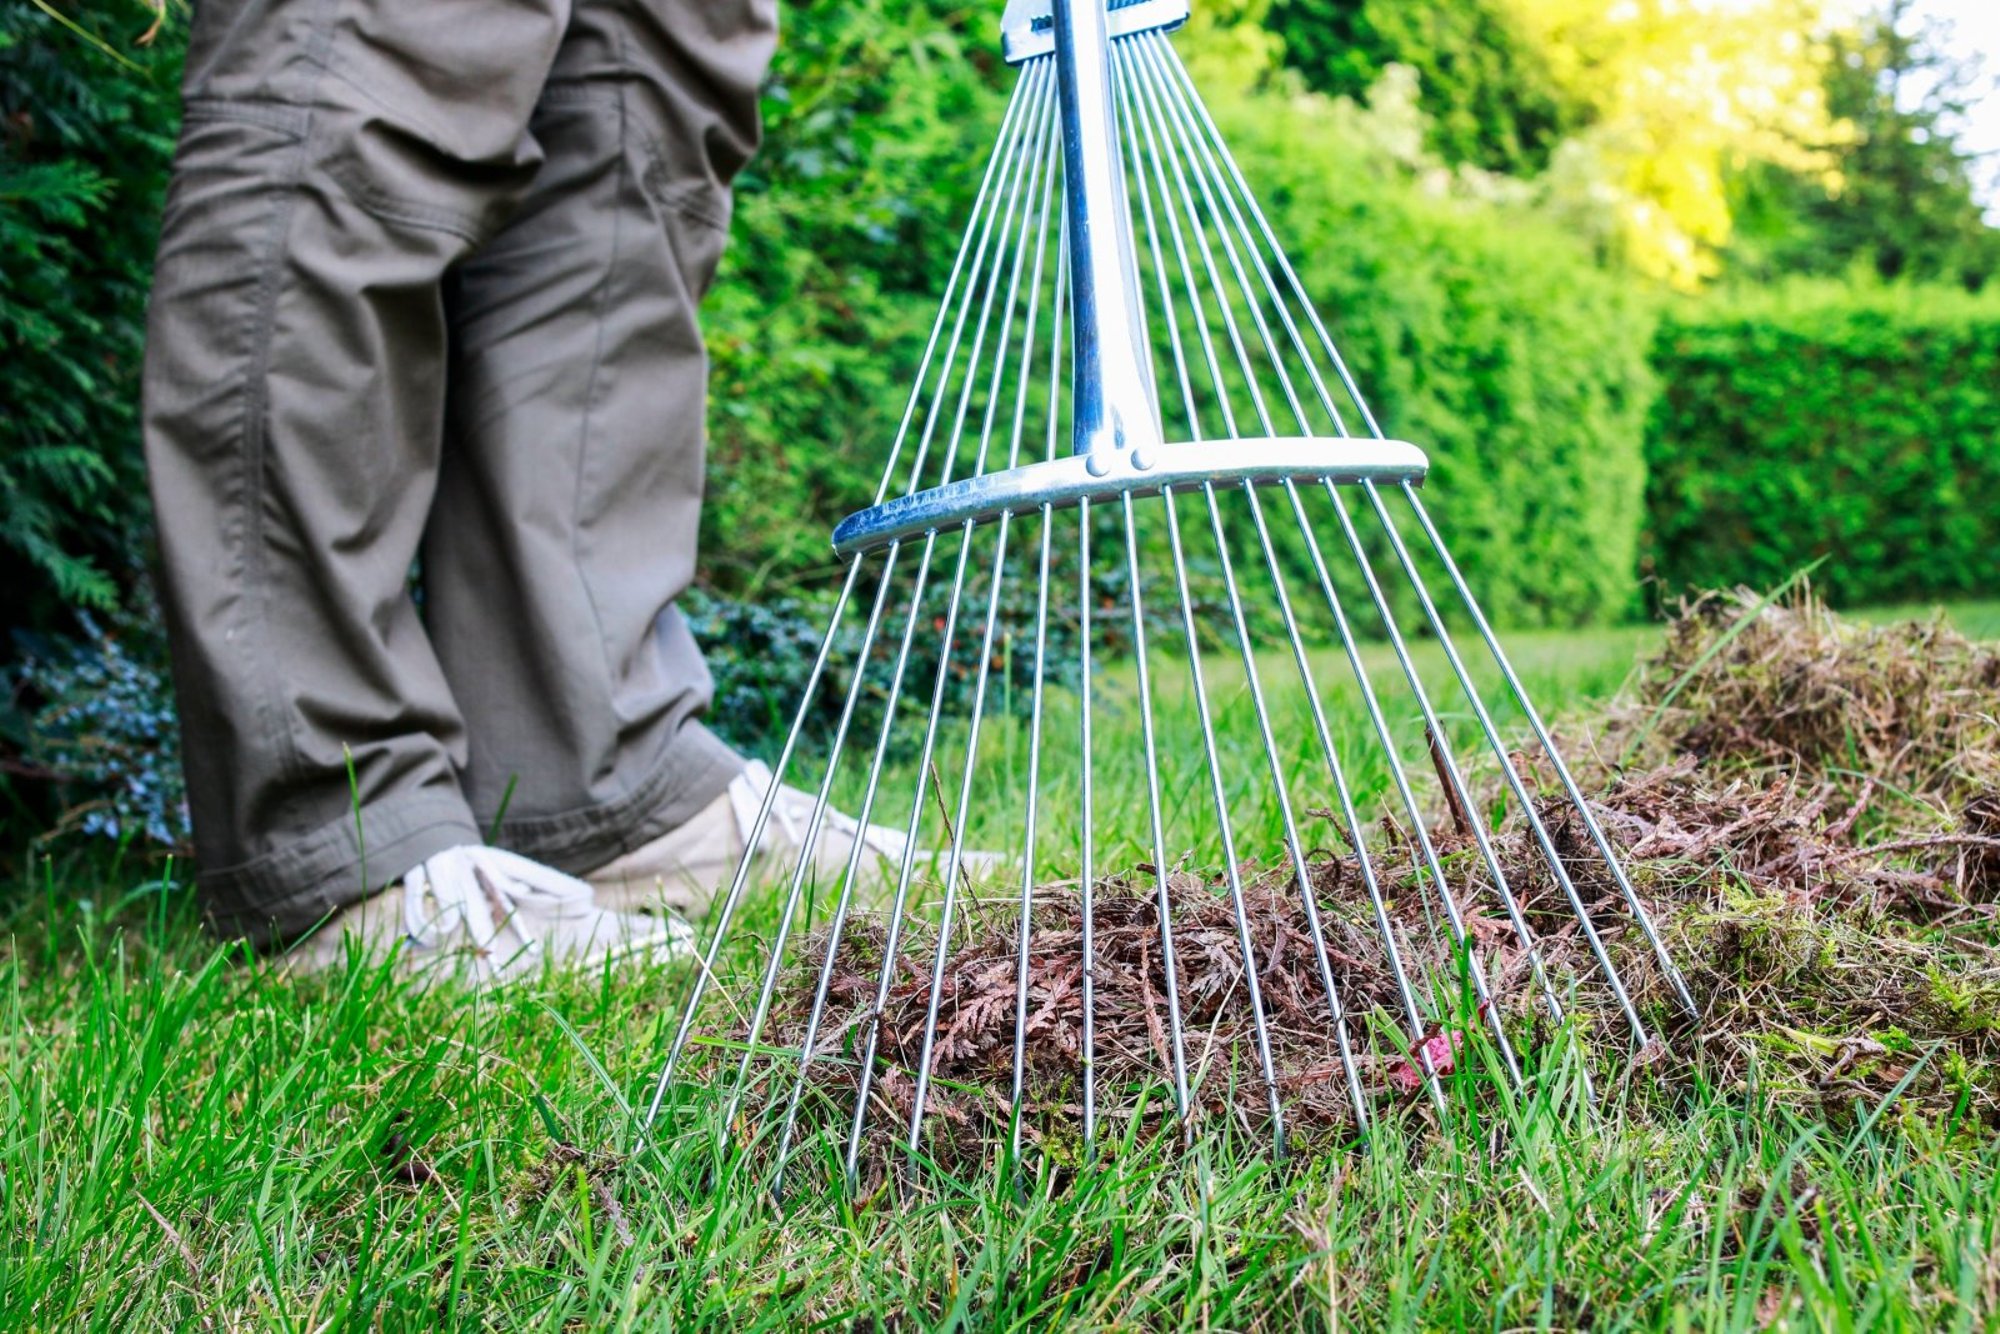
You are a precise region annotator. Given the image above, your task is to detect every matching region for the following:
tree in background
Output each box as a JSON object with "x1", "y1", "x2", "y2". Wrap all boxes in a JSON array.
[
  {"x1": 1726, "y1": 0, "x2": 2000, "y2": 291},
  {"x1": 1270, "y1": 0, "x2": 1851, "y2": 288},
  {"x1": 1506, "y1": 0, "x2": 1845, "y2": 289},
  {"x1": 1266, "y1": 0, "x2": 1583, "y2": 175}
]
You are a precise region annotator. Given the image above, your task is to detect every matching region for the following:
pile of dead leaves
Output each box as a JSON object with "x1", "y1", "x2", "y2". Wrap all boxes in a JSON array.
[{"x1": 721, "y1": 586, "x2": 2000, "y2": 1168}]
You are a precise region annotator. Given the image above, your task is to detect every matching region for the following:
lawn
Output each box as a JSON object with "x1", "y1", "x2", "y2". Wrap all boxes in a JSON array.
[{"x1": 3, "y1": 597, "x2": 1997, "y2": 1330}]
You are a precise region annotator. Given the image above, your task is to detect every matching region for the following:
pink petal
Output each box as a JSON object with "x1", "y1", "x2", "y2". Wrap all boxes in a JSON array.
[{"x1": 1387, "y1": 1030, "x2": 1459, "y2": 1093}]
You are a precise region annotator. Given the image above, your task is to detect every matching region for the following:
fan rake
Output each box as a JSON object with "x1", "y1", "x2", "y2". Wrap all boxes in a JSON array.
[{"x1": 641, "y1": 0, "x2": 1695, "y2": 1188}]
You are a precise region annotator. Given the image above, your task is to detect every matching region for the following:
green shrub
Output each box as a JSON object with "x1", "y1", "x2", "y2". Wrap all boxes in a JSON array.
[
  {"x1": 1644, "y1": 281, "x2": 2000, "y2": 607},
  {"x1": 8, "y1": 600, "x2": 187, "y2": 848},
  {"x1": 1202, "y1": 78, "x2": 1656, "y2": 627},
  {"x1": 699, "y1": 1, "x2": 1011, "y2": 595},
  {"x1": 0, "y1": 4, "x2": 183, "y2": 625}
]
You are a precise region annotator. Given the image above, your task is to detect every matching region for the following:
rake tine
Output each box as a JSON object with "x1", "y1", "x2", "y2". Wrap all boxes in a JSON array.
[
  {"x1": 907, "y1": 81, "x2": 1064, "y2": 1145},
  {"x1": 843, "y1": 522, "x2": 980, "y2": 1185},
  {"x1": 1145, "y1": 33, "x2": 1384, "y2": 444},
  {"x1": 834, "y1": 77, "x2": 1059, "y2": 1181},
  {"x1": 721, "y1": 549, "x2": 908, "y2": 1130},
  {"x1": 767, "y1": 548, "x2": 921, "y2": 1195},
  {"x1": 1204, "y1": 478, "x2": 1376, "y2": 1134},
  {"x1": 1277, "y1": 485, "x2": 1452, "y2": 1116},
  {"x1": 1122, "y1": 36, "x2": 1474, "y2": 1100},
  {"x1": 975, "y1": 78, "x2": 1064, "y2": 484},
  {"x1": 641, "y1": 555, "x2": 865, "y2": 1139},
  {"x1": 896, "y1": 58, "x2": 1056, "y2": 501},
  {"x1": 928, "y1": 59, "x2": 1058, "y2": 493},
  {"x1": 1011, "y1": 233, "x2": 1069, "y2": 1163},
  {"x1": 1397, "y1": 485, "x2": 1700, "y2": 1019},
  {"x1": 1009, "y1": 501, "x2": 1056, "y2": 1164},
  {"x1": 1129, "y1": 32, "x2": 1580, "y2": 1072},
  {"x1": 1222, "y1": 480, "x2": 1382, "y2": 1129},
  {"x1": 1118, "y1": 490, "x2": 1197, "y2": 1134},
  {"x1": 1077, "y1": 499, "x2": 1102, "y2": 1151},
  {"x1": 1117, "y1": 42, "x2": 1370, "y2": 1132},
  {"x1": 868, "y1": 61, "x2": 1041, "y2": 503},
  {"x1": 1312, "y1": 483, "x2": 1526, "y2": 1082},
  {"x1": 908, "y1": 508, "x2": 1020, "y2": 1148},
  {"x1": 1158, "y1": 485, "x2": 1289, "y2": 1150},
  {"x1": 1358, "y1": 483, "x2": 1653, "y2": 1044},
  {"x1": 1140, "y1": 31, "x2": 1672, "y2": 1036}
]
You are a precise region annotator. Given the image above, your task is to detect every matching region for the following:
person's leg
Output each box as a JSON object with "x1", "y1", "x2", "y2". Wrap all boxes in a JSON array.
[
  {"x1": 143, "y1": 0, "x2": 574, "y2": 943},
  {"x1": 423, "y1": 0, "x2": 777, "y2": 874}
]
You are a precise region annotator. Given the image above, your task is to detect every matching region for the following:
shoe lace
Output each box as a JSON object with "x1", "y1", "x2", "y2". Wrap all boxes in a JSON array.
[{"x1": 402, "y1": 846, "x2": 597, "y2": 967}]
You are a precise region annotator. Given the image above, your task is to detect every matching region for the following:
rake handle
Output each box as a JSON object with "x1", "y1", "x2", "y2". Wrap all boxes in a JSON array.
[{"x1": 1051, "y1": 0, "x2": 1164, "y2": 468}]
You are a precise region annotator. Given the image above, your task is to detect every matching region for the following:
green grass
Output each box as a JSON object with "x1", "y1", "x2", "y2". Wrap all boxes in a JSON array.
[
  {"x1": 1847, "y1": 598, "x2": 2000, "y2": 642},
  {"x1": 805, "y1": 609, "x2": 1662, "y2": 886},
  {"x1": 3, "y1": 611, "x2": 1997, "y2": 1330}
]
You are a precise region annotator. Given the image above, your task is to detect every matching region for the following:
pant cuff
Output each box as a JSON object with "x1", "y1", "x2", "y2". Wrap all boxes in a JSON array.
[
  {"x1": 199, "y1": 789, "x2": 482, "y2": 947},
  {"x1": 489, "y1": 719, "x2": 744, "y2": 875}
]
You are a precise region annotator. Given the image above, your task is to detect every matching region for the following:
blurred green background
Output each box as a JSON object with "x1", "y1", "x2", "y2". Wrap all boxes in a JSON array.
[{"x1": 3, "y1": 0, "x2": 1997, "y2": 855}]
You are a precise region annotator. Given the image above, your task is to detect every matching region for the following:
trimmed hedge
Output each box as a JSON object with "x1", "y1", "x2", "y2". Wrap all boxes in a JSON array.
[
  {"x1": 1645, "y1": 282, "x2": 2000, "y2": 608},
  {"x1": 1208, "y1": 83, "x2": 1656, "y2": 627}
]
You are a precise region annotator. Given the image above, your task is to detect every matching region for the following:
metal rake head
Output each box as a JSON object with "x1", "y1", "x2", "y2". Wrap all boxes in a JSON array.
[{"x1": 643, "y1": 0, "x2": 1695, "y2": 1188}]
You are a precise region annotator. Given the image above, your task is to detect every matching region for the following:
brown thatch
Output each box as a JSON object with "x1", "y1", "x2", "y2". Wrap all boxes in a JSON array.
[
  {"x1": 729, "y1": 587, "x2": 2000, "y2": 1168},
  {"x1": 1597, "y1": 585, "x2": 2000, "y2": 818}
]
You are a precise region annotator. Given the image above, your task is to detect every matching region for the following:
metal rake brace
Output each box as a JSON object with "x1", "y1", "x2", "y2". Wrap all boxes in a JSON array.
[{"x1": 642, "y1": 0, "x2": 1696, "y2": 1186}]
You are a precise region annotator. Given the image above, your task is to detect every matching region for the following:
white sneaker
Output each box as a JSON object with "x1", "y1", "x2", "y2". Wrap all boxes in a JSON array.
[
  {"x1": 586, "y1": 760, "x2": 1007, "y2": 917},
  {"x1": 286, "y1": 845, "x2": 692, "y2": 986}
]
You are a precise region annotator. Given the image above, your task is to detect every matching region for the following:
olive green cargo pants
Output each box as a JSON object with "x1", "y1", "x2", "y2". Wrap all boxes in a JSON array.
[{"x1": 142, "y1": 0, "x2": 776, "y2": 943}]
